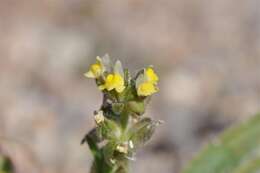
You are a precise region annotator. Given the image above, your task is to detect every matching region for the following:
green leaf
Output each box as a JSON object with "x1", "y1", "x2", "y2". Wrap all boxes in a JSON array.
[
  {"x1": 233, "y1": 156, "x2": 260, "y2": 173},
  {"x1": 182, "y1": 114, "x2": 260, "y2": 173},
  {"x1": 82, "y1": 128, "x2": 102, "y2": 159},
  {"x1": 103, "y1": 142, "x2": 117, "y2": 167},
  {"x1": 128, "y1": 117, "x2": 157, "y2": 149},
  {"x1": 99, "y1": 118, "x2": 122, "y2": 140}
]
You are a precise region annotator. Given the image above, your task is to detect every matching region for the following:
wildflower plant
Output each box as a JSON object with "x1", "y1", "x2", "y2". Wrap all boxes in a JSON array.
[{"x1": 82, "y1": 55, "x2": 161, "y2": 173}]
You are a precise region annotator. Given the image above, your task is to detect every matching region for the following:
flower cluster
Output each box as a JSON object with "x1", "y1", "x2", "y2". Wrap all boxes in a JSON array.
[
  {"x1": 85, "y1": 55, "x2": 159, "y2": 97},
  {"x1": 82, "y1": 54, "x2": 161, "y2": 173}
]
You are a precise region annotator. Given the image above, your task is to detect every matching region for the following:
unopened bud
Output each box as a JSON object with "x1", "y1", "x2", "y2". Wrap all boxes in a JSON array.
[{"x1": 128, "y1": 101, "x2": 145, "y2": 115}]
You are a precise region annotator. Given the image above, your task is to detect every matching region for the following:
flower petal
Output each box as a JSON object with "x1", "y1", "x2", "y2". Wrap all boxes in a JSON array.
[
  {"x1": 84, "y1": 71, "x2": 95, "y2": 78},
  {"x1": 114, "y1": 60, "x2": 124, "y2": 77}
]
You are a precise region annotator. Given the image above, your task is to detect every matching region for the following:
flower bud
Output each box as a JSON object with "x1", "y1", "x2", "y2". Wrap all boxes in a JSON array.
[{"x1": 127, "y1": 100, "x2": 145, "y2": 115}]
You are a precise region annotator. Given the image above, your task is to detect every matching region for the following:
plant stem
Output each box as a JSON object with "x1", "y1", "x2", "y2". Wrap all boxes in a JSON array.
[{"x1": 120, "y1": 109, "x2": 129, "y2": 131}]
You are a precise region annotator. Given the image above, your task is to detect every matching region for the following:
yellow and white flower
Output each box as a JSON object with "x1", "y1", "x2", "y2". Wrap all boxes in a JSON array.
[
  {"x1": 137, "y1": 81, "x2": 158, "y2": 96},
  {"x1": 136, "y1": 67, "x2": 159, "y2": 96},
  {"x1": 84, "y1": 56, "x2": 105, "y2": 78},
  {"x1": 99, "y1": 73, "x2": 125, "y2": 93},
  {"x1": 99, "y1": 60, "x2": 125, "y2": 93},
  {"x1": 146, "y1": 67, "x2": 159, "y2": 84}
]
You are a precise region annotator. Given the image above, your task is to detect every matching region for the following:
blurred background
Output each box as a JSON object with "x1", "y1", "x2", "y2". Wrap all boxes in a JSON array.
[{"x1": 1, "y1": 0, "x2": 260, "y2": 173}]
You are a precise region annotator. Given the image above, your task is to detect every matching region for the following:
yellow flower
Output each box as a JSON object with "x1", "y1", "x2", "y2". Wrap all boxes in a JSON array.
[
  {"x1": 94, "y1": 110, "x2": 105, "y2": 124},
  {"x1": 136, "y1": 67, "x2": 159, "y2": 96},
  {"x1": 146, "y1": 67, "x2": 159, "y2": 84},
  {"x1": 137, "y1": 82, "x2": 158, "y2": 96},
  {"x1": 99, "y1": 73, "x2": 125, "y2": 93},
  {"x1": 84, "y1": 56, "x2": 104, "y2": 78}
]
